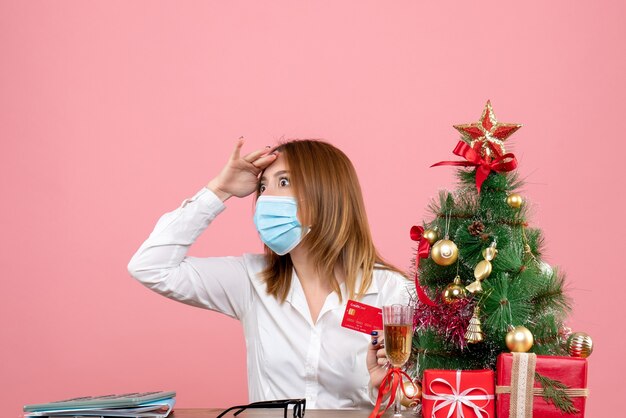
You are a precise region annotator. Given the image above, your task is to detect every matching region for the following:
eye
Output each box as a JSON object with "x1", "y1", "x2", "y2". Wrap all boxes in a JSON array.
[
  {"x1": 279, "y1": 177, "x2": 290, "y2": 187},
  {"x1": 259, "y1": 184, "x2": 267, "y2": 193}
]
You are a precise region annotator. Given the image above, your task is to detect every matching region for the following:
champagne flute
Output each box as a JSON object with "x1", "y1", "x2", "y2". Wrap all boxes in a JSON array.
[{"x1": 383, "y1": 304, "x2": 414, "y2": 417}]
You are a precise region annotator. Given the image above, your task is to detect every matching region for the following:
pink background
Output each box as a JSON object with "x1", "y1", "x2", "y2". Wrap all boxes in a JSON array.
[{"x1": 1, "y1": 1, "x2": 624, "y2": 416}]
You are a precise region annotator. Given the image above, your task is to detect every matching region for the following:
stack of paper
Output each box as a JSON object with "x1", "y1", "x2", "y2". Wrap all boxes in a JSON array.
[{"x1": 23, "y1": 391, "x2": 176, "y2": 418}]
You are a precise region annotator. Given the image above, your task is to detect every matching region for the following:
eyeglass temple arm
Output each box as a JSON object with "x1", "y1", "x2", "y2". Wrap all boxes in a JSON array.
[
  {"x1": 216, "y1": 405, "x2": 247, "y2": 418},
  {"x1": 217, "y1": 399, "x2": 306, "y2": 417}
]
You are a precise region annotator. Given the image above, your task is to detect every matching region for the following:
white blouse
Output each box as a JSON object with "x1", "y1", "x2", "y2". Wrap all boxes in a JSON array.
[{"x1": 127, "y1": 187, "x2": 411, "y2": 409}]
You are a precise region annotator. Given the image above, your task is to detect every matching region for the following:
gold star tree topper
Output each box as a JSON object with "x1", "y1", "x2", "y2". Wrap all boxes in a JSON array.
[{"x1": 453, "y1": 100, "x2": 522, "y2": 159}]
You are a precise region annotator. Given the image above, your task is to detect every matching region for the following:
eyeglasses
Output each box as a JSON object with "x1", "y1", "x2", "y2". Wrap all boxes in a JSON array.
[{"x1": 216, "y1": 398, "x2": 306, "y2": 418}]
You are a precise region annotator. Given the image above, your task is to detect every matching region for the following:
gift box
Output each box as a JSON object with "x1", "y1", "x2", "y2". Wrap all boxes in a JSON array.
[
  {"x1": 422, "y1": 369, "x2": 495, "y2": 418},
  {"x1": 496, "y1": 353, "x2": 588, "y2": 418}
]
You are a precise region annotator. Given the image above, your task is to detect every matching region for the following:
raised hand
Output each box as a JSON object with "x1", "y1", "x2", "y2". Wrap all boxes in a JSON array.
[{"x1": 207, "y1": 137, "x2": 278, "y2": 201}]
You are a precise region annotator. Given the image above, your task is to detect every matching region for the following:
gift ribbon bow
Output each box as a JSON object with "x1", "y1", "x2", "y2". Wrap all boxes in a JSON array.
[
  {"x1": 422, "y1": 370, "x2": 494, "y2": 418},
  {"x1": 369, "y1": 368, "x2": 417, "y2": 418},
  {"x1": 431, "y1": 141, "x2": 518, "y2": 193},
  {"x1": 410, "y1": 226, "x2": 437, "y2": 307}
]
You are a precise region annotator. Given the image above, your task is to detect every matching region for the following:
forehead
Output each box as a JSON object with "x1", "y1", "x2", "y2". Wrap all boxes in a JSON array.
[{"x1": 260, "y1": 153, "x2": 289, "y2": 180}]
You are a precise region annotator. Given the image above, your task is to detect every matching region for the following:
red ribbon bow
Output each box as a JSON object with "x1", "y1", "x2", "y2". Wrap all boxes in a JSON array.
[
  {"x1": 369, "y1": 368, "x2": 418, "y2": 418},
  {"x1": 431, "y1": 141, "x2": 518, "y2": 193},
  {"x1": 410, "y1": 226, "x2": 437, "y2": 307}
]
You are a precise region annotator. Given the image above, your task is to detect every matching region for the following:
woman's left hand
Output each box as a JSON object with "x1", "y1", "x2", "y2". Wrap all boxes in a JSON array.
[{"x1": 366, "y1": 330, "x2": 389, "y2": 390}]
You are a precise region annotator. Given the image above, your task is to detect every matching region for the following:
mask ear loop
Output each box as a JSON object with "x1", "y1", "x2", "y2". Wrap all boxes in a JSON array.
[
  {"x1": 295, "y1": 197, "x2": 313, "y2": 232},
  {"x1": 293, "y1": 198, "x2": 311, "y2": 243}
]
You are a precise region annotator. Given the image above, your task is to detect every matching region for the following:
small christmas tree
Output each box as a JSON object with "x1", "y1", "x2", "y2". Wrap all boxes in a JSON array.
[{"x1": 410, "y1": 101, "x2": 573, "y2": 375}]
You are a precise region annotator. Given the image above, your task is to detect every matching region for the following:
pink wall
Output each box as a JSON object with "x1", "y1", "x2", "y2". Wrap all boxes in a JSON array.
[{"x1": 1, "y1": 1, "x2": 623, "y2": 416}]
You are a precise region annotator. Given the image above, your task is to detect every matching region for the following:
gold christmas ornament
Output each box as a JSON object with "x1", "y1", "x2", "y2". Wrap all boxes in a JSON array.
[
  {"x1": 506, "y1": 193, "x2": 523, "y2": 209},
  {"x1": 442, "y1": 275, "x2": 466, "y2": 304},
  {"x1": 465, "y1": 307, "x2": 484, "y2": 344},
  {"x1": 465, "y1": 279, "x2": 483, "y2": 293},
  {"x1": 567, "y1": 332, "x2": 593, "y2": 358},
  {"x1": 431, "y1": 239, "x2": 459, "y2": 266},
  {"x1": 423, "y1": 228, "x2": 439, "y2": 245},
  {"x1": 482, "y1": 246, "x2": 498, "y2": 261},
  {"x1": 467, "y1": 242, "x2": 497, "y2": 294},
  {"x1": 466, "y1": 260, "x2": 492, "y2": 294},
  {"x1": 400, "y1": 380, "x2": 422, "y2": 408},
  {"x1": 473, "y1": 260, "x2": 493, "y2": 281},
  {"x1": 506, "y1": 325, "x2": 534, "y2": 352}
]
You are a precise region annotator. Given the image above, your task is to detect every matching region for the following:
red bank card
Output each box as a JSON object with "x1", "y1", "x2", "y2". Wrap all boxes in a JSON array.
[{"x1": 341, "y1": 300, "x2": 383, "y2": 334}]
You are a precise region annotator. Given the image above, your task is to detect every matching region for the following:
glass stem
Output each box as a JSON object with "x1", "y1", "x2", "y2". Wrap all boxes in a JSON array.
[{"x1": 393, "y1": 378, "x2": 402, "y2": 416}]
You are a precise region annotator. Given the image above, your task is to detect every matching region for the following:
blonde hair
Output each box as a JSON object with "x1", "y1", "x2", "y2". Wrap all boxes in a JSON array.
[{"x1": 257, "y1": 139, "x2": 405, "y2": 302}]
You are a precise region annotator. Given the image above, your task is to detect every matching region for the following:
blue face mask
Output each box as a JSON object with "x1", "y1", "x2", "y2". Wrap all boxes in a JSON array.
[{"x1": 253, "y1": 195, "x2": 308, "y2": 256}]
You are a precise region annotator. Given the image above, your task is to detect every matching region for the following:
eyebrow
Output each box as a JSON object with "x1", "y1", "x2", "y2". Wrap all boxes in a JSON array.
[{"x1": 260, "y1": 170, "x2": 290, "y2": 182}]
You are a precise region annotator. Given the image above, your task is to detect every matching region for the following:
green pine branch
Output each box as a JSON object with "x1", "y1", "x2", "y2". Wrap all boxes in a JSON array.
[
  {"x1": 457, "y1": 169, "x2": 523, "y2": 192},
  {"x1": 481, "y1": 273, "x2": 533, "y2": 334},
  {"x1": 525, "y1": 228, "x2": 545, "y2": 258},
  {"x1": 535, "y1": 372, "x2": 580, "y2": 414},
  {"x1": 528, "y1": 313, "x2": 568, "y2": 355},
  {"x1": 456, "y1": 221, "x2": 515, "y2": 267},
  {"x1": 491, "y1": 237, "x2": 524, "y2": 274},
  {"x1": 530, "y1": 269, "x2": 571, "y2": 317}
]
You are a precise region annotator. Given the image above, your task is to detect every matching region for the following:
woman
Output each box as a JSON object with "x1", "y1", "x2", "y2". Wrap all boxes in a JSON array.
[{"x1": 127, "y1": 138, "x2": 411, "y2": 409}]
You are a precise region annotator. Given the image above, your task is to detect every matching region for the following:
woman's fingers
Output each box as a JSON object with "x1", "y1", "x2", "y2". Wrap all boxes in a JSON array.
[
  {"x1": 377, "y1": 347, "x2": 388, "y2": 366},
  {"x1": 242, "y1": 146, "x2": 272, "y2": 163},
  {"x1": 370, "y1": 330, "x2": 383, "y2": 346},
  {"x1": 371, "y1": 331, "x2": 388, "y2": 367},
  {"x1": 235, "y1": 140, "x2": 279, "y2": 175},
  {"x1": 251, "y1": 153, "x2": 278, "y2": 170},
  {"x1": 369, "y1": 331, "x2": 388, "y2": 366},
  {"x1": 230, "y1": 137, "x2": 245, "y2": 161}
]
